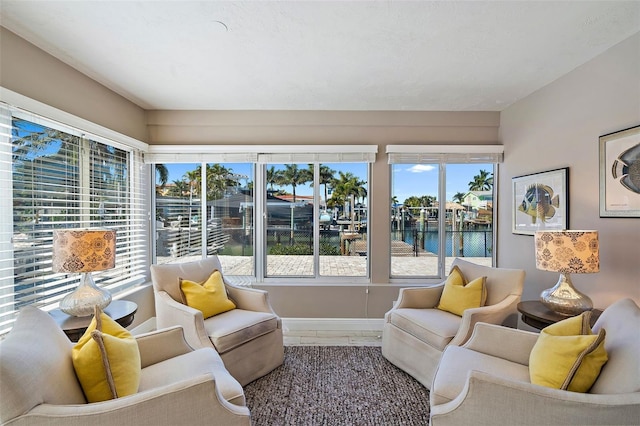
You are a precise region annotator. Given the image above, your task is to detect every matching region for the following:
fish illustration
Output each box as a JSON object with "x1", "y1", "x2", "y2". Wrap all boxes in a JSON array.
[
  {"x1": 612, "y1": 142, "x2": 640, "y2": 194},
  {"x1": 518, "y1": 184, "x2": 560, "y2": 224}
]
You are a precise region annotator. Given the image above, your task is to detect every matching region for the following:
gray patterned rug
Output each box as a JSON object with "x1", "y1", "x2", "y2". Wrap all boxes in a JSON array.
[{"x1": 244, "y1": 346, "x2": 430, "y2": 426}]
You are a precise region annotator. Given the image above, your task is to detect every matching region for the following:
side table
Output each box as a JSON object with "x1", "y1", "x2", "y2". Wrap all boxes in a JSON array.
[
  {"x1": 517, "y1": 300, "x2": 602, "y2": 331},
  {"x1": 49, "y1": 300, "x2": 138, "y2": 342}
]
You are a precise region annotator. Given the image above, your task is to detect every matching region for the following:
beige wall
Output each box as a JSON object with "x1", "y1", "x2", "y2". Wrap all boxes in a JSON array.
[
  {"x1": 148, "y1": 109, "x2": 500, "y2": 317},
  {"x1": 498, "y1": 32, "x2": 640, "y2": 310},
  {"x1": 5, "y1": 25, "x2": 636, "y2": 320},
  {"x1": 0, "y1": 27, "x2": 147, "y2": 142}
]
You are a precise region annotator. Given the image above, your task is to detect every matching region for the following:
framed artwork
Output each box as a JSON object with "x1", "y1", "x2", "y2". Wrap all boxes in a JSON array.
[
  {"x1": 599, "y1": 125, "x2": 640, "y2": 217},
  {"x1": 512, "y1": 167, "x2": 569, "y2": 236}
]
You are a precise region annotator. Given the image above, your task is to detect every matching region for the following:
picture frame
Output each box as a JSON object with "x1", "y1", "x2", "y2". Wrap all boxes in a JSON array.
[
  {"x1": 512, "y1": 167, "x2": 569, "y2": 235},
  {"x1": 599, "y1": 125, "x2": 640, "y2": 218}
]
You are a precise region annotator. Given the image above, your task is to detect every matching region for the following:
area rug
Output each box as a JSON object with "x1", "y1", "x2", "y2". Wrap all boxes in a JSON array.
[{"x1": 244, "y1": 346, "x2": 430, "y2": 426}]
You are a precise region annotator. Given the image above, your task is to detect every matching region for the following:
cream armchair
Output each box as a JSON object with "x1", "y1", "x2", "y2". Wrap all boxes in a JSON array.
[
  {"x1": 0, "y1": 306, "x2": 250, "y2": 426},
  {"x1": 150, "y1": 256, "x2": 284, "y2": 386},
  {"x1": 430, "y1": 298, "x2": 640, "y2": 425},
  {"x1": 382, "y1": 258, "x2": 525, "y2": 389}
]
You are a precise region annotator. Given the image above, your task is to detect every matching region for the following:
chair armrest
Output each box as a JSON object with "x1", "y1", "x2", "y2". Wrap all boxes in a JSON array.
[
  {"x1": 24, "y1": 374, "x2": 251, "y2": 426},
  {"x1": 224, "y1": 283, "x2": 277, "y2": 314},
  {"x1": 135, "y1": 326, "x2": 194, "y2": 368},
  {"x1": 392, "y1": 284, "x2": 444, "y2": 309},
  {"x1": 462, "y1": 322, "x2": 539, "y2": 365},
  {"x1": 154, "y1": 291, "x2": 214, "y2": 350},
  {"x1": 431, "y1": 370, "x2": 640, "y2": 426},
  {"x1": 448, "y1": 294, "x2": 522, "y2": 347}
]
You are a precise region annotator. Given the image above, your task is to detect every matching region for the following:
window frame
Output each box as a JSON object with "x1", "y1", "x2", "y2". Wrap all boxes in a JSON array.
[
  {"x1": 387, "y1": 145, "x2": 503, "y2": 281},
  {"x1": 0, "y1": 94, "x2": 149, "y2": 335},
  {"x1": 146, "y1": 145, "x2": 377, "y2": 284}
]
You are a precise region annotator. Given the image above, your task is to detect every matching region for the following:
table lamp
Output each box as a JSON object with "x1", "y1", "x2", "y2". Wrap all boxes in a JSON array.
[
  {"x1": 53, "y1": 228, "x2": 116, "y2": 317},
  {"x1": 534, "y1": 230, "x2": 599, "y2": 316}
]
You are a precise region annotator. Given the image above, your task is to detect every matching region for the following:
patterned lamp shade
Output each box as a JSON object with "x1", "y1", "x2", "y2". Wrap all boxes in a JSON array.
[
  {"x1": 53, "y1": 229, "x2": 116, "y2": 317},
  {"x1": 534, "y1": 230, "x2": 599, "y2": 316},
  {"x1": 53, "y1": 229, "x2": 116, "y2": 273},
  {"x1": 534, "y1": 230, "x2": 599, "y2": 274}
]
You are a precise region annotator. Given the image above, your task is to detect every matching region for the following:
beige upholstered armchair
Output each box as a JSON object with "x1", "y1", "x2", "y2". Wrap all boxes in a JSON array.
[
  {"x1": 430, "y1": 298, "x2": 640, "y2": 425},
  {"x1": 382, "y1": 258, "x2": 525, "y2": 389},
  {"x1": 0, "y1": 306, "x2": 250, "y2": 426},
  {"x1": 150, "y1": 256, "x2": 284, "y2": 386}
]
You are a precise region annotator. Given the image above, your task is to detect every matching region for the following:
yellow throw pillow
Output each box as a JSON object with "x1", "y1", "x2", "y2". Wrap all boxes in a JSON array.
[
  {"x1": 529, "y1": 311, "x2": 608, "y2": 392},
  {"x1": 72, "y1": 307, "x2": 141, "y2": 403},
  {"x1": 180, "y1": 269, "x2": 236, "y2": 319},
  {"x1": 437, "y1": 265, "x2": 487, "y2": 316}
]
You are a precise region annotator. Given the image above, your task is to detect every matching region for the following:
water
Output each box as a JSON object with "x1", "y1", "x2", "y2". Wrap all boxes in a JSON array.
[{"x1": 393, "y1": 229, "x2": 493, "y2": 257}]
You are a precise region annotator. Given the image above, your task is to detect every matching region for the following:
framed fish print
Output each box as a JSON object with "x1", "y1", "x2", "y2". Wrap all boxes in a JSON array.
[
  {"x1": 512, "y1": 167, "x2": 569, "y2": 235},
  {"x1": 599, "y1": 125, "x2": 640, "y2": 217}
]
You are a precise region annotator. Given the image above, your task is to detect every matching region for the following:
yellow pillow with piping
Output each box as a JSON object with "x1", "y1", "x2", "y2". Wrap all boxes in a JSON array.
[
  {"x1": 436, "y1": 265, "x2": 487, "y2": 316},
  {"x1": 529, "y1": 311, "x2": 608, "y2": 392},
  {"x1": 180, "y1": 269, "x2": 236, "y2": 319},
  {"x1": 72, "y1": 307, "x2": 141, "y2": 402}
]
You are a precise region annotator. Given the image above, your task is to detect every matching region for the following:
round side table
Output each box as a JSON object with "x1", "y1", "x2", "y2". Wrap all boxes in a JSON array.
[
  {"x1": 49, "y1": 300, "x2": 138, "y2": 342},
  {"x1": 517, "y1": 300, "x2": 602, "y2": 331}
]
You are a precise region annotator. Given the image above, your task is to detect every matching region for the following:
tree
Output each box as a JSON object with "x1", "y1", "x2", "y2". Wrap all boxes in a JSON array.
[
  {"x1": 278, "y1": 164, "x2": 312, "y2": 202},
  {"x1": 469, "y1": 169, "x2": 493, "y2": 191},
  {"x1": 168, "y1": 179, "x2": 189, "y2": 197},
  {"x1": 452, "y1": 192, "x2": 466, "y2": 204},
  {"x1": 307, "y1": 164, "x2": 336, "y2": 207},
  {"x1": 155, "y1": 164, "x2": 168, "y2": 186},
  {"x1": 329, "y1": 171, "x2": 367, "y2": 211},
  {"x1": 266, "y1": 166, "x2": 281, "y2": 192}
]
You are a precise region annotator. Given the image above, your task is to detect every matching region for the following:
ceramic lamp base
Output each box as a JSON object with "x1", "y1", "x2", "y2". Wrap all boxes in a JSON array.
[
  {"x1": 540, "y1": 273, "x2": 593, "y2": 316},
  {"x1": 59, "y1": 272, "x2": 112, "y2": 317}
]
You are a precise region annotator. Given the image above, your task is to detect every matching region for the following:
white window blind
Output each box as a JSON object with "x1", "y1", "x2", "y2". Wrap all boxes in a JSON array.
[
  {"x1": 387, "y1": 145, "x2": 504, "y2": 164},
  {"x1": 0, "y1": 103, "x2": 148, "y2": 334},
  {"x1": 144, "y1": 145, "x2": 378, "y2": 164}
]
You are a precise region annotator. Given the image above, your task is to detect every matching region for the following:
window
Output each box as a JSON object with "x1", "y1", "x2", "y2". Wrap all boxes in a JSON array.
[
  {"x1": 264, "y1": 162, "x2": 369, "y2": 278},
  {"x1": 388, "y1": 145, "x2": 503, "y2": 279},
  {"x1": 154, "y1": 162, "x2": 255, "y2": 279},
  {"x1": 147, "y1": 145, "x2": 376, "y2": 282},
  {"x1": 0, "y1": 104, "x2": 147, "y2": 334}
]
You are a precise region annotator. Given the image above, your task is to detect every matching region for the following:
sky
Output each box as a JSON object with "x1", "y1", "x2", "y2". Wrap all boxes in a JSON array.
[{"x1": 161, "y1": 162, "x2": 493, "y2": 203}]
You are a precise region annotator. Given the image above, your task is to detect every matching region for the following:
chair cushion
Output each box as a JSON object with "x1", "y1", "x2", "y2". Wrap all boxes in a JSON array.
[
  {"x1": 529, "y1": 311, "x2": 607, "y2": 393},
  {"x1": 139, "y1": 347, "x2": 245, "y2": 406},
  {"x1": 0, "y1": 307, "x2": 86, "y2": 424},
  {"x1": 437, "y1": 265, "x2": 487, "y2": 316},
  {"x1": 204, "y1": 309, "x2": 279, "y2": 354},
  {"x1": 591, "y1": 298, "x2": 640, "y2": 394},
  {"x1": 180, "y1": 269, "x2": 236, "y2": 319},
  {"x1": 432, "y1": 345, "x2": 530, "y2": 405},
  {"x1": 388, "y1": 308, "x2": 461, "y2": 351},
  {"x1": 72, "y1": 309, "x2": 142, "y2": 402}
]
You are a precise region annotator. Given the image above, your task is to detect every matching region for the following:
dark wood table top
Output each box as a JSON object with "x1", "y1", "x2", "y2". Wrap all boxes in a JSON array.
[
  {"x1": 517, "y1": 300, "x2": 602, "y2": 330},
  {"x1": 49, "y1": 299, "x2": 138, "y2": 341}
]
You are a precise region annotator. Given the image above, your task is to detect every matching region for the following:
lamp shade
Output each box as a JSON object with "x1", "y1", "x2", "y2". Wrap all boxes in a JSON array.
[
  {"x1": 534, "y1": 230, "x2": 599, "y2": 274},
  {"x1": 52, "y1": 229, "x2": 116, "y2": 273}
]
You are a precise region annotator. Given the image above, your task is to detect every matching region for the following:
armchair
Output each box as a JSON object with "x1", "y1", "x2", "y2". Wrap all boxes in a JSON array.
[
  {"x1": 0, "y1": 306, "x2": 250, "y2": 426},
  {"x1": 430, "y1": 298, "x2": 640, "y2": 425},
  {"x1": 150, "y1": 256, "x2": 284, "y2": 386},
  {"x1": 382, "y1": 258, "x2": 525, "y2": 389}
]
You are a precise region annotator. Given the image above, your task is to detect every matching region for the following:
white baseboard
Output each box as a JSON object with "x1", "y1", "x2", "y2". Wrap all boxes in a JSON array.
[{"x1": 282, "y1": 318, "x2": 384, "y2": 332}]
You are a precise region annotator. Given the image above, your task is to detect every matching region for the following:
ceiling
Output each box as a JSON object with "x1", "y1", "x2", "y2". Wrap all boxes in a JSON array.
[{"x1": 1, "y1": 1, "x2": 639, "y2": 111}]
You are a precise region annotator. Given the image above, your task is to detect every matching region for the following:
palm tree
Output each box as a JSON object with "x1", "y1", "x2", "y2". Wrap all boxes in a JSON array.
[
  {"x1": 278, "y1": 164, "x2": 312, "y2": 203},
  {"x1": 168, "y1": 179, "x2": 189, "y2": 197},
  {"x1": 307, "y1": 164, "x2": 336, "y2": 207},
  {"x1": 329, "y1": 171, "x2": 367, "y2": 213},
  {"x1": 266, "y1": 166, "x2": 281, "y2": 192},
  {"x1": 469, "y1": 169, "x2": 493, "y2": 191},
  {"x1": 452, "y1": 192, "x2": 466, "y2": 204},
  {"x1": 155, "y1": 164, "x2": 168, "y2": 186}
]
